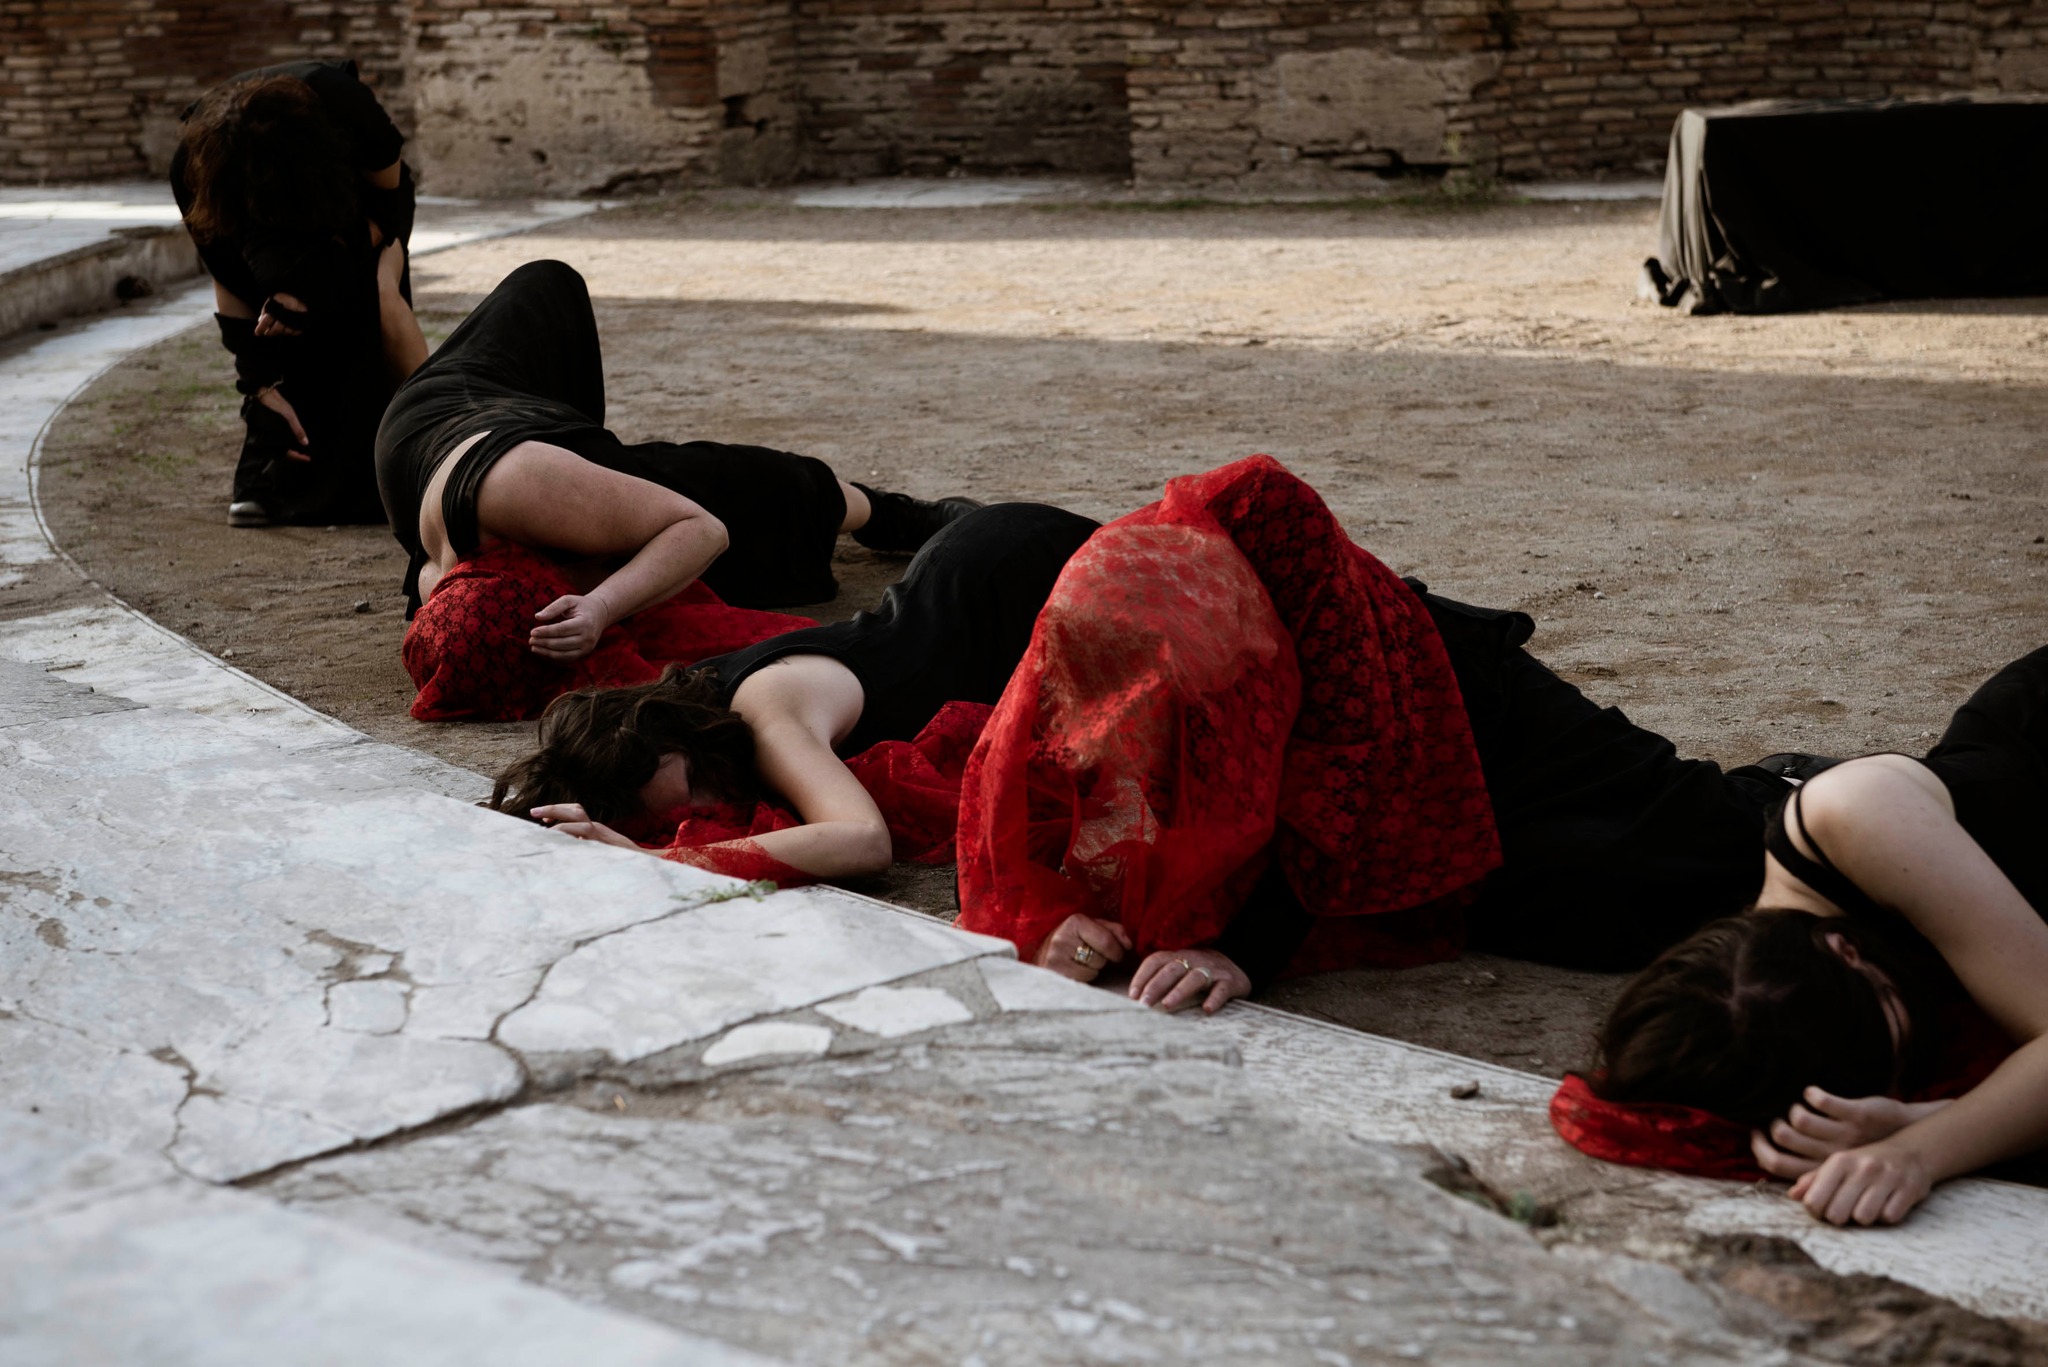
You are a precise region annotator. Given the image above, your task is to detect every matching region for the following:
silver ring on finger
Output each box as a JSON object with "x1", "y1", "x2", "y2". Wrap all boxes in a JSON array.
[{"x1": 1192, "y1": 966, "x2": 1213, "y2": 982}]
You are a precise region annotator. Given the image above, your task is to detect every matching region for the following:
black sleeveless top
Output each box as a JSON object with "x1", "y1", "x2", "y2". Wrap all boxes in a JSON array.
[
  {"x1": 1765, "y1": 640, "x2": 2048, "y2": 923},
  {"x1": 695, "y1": 502, "x2": 1099, "y2": 757}
]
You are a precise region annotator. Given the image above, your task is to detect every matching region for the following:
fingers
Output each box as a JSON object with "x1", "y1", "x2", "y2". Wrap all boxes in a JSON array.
[
  {"x1": 285, "y1": 448, "x2": 313, "y2": 463},
  {"x1": 1203, "y1": 975, "x2": 1236, "y2": 1014},
  {"x1": 1750, "y1": 1129, "x2": 1819, "y2": 1180},
  {"x1": 1800, "y1": 1156, "x2": 1850, "y2": 1222},
  {"x1": 1134, "y1": 954, "x2": 1193, "y2": 1009},
  {"x1": 529, "y1": 803, "x2": 590, "y2": 824},
  {"x1": 1773, "y1": 1109, "x2": 1846, "y2": 1157},
  {"x1": 534, "y1": 596, "x2": 575, "y2": 624},
  {"x1": 1075, "y1": 917, "x2": 1126, "y2": 965},
  {"x1": 1037, "y1": 915, "x2": 1124, "y2": 982}
]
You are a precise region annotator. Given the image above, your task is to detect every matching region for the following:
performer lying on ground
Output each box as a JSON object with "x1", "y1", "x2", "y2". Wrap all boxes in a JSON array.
[
  {"x1": 377, "y1": 260, "x2": 977, "y2": 674},
  {"x1": 1571, "y1": 648, "x2": 2048, "y2": 1225},
  {"x1": 491, "y1": 500, "x2": 1100, "y2": 877},
  {"x1": 175, "y1": 59, "x2": 425, "y2": 527},
  {"x1": 497, "y1": 456, "x2": 1790, "y2": 1012}
]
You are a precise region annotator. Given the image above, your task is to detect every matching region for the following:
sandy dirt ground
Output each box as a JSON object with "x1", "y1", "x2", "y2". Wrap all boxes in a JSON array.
[{"x1": 29, "y1": 193, "x2": 2048, "y2": 1081}]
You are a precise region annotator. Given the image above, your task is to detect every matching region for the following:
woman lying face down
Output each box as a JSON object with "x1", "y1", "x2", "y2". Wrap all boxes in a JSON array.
[
  {"x1": 1591, "y1": 656, "x2": 2048, "y2": 1227},
  {"x1": 496, "y1": 458, "x2": 1806, "y2": 1031}
]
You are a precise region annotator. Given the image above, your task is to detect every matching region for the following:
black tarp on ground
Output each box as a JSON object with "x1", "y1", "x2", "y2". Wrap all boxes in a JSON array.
[{"x1": 1647, "y1": 95, "x2": 2048, "y2": 315}]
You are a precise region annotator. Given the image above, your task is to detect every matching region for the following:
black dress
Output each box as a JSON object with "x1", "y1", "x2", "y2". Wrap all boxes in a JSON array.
[
  {"x1": 375, "y1": 260, "x2": 851, "y2": 618},
  {"x1": 695, "y1": 502, "x2": 1100, "y2": 756},
  {"x1": 171, "y1": 59, "x2": 411, "y2": 524},
  {"x1": 1767, "y1": 645, "x2": 2048, "y2": 922},
  {"x1": 1218, "y1": 587, "x2": 1791, "y2": 984}
]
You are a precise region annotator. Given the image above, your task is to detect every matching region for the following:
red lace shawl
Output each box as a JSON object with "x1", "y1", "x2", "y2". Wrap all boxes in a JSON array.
[
  {"x1": 648, "y1": 701, "x2": 993, "y2": 886},
  {"x1": 954, "y1": 455, "x2": 1501, "y2": 965},
  {"x1": 1552, "y1": 1001, "x2": 2016, "y2": 1180},
  {"x1": 403, "y1": 541, "x2": 812, "y2": 722}
]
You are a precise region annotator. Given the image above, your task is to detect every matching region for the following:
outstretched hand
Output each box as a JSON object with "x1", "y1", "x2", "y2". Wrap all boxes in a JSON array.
[
  {"x1": 529, "y1": 803, "x2": 640, "y2": 850},
  {"x1": 530, "y1": 593, "x2": 613, "y2": 662},
  {"x1": 1130, "y1": 949, "x2": 1250, "y2": 1014}
]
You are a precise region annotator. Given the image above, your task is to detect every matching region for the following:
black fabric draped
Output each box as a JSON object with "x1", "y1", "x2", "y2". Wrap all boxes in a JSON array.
[
  {"x1": 696, "y1": 502, "x2": 1099, "y2": 757},
  {"x1": 375, "y1": 260, "x2": 849, "y2": 617},
  {"x1": 1649, "y1": 96, "x2": 2048, "y2": 315}
]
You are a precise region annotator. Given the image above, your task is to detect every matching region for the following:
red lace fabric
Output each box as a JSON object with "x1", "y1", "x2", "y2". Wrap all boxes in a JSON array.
[
  {"x1": 404, "y1": 541, "x2": 811, "y2": 722},
  {"x1": 954, "y1": 455, "x2": 1500, "y2": 965},
  {"x1": 1552, "y1": 1001, "x2": 2016, "y2": 1180},
  {"x1": 651, "y1": 701, "x2": 994, "y2": 885}
]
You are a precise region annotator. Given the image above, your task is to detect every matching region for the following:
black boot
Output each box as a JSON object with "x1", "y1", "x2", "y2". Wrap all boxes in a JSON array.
[{"x1": 850, "y1": 483, "x2": 982, "y2": 554}]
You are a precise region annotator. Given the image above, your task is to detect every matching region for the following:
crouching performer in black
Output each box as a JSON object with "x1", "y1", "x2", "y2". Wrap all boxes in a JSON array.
[{"x1": 173, "y1": 59, "x2": 425, "y2": 527}]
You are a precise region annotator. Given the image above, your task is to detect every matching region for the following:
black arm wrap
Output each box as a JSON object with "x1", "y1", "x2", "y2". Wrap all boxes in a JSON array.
[{"x1": 213, "y1": 313, "x2": 285, "y2": 397}]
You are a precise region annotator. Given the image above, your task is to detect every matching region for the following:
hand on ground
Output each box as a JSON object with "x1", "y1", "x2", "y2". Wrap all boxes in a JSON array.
[
  {"x1": 529, "y1": 803, "x2": 639, "y2": 849},
  {"x1": 255, "y1": 385, "x2": 312, "y2": 462},
  {"x1": 1786, "y1": 1140, "x2": 1934, "y2": 1226},
  {"x1": 1035, "y1": 913, "x2": 1131, "y2": 982},
  {"x1": 1130, "y1": 948, "x2": 1249, "y2": 1014},
  {"x1": 1754, "y1": 1089, "x2": 1950, "y2": 1177},
  {"x1": 530, "y1": 594, "x2": 611, "y2": 661},
  {"x1": 255, "y1": 291, "x2": 307, "y2": 338}
]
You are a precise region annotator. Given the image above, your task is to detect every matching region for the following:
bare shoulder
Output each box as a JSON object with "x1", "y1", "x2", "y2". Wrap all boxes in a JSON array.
[
  {"x1": 1796, "y1": 755, "x2": 1955, "y2": 839},
  {"x1": 730, "y1": 655, "x2": 864, "y2": 746}
]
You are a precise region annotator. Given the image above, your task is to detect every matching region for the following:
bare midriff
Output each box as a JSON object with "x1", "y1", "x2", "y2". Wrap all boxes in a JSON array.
[{"x1": 415, "y1": 429, "x2": 491, "y2": 605}]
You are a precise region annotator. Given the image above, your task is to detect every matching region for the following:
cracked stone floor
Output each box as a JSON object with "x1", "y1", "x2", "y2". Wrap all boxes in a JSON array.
[{"x1": 2, "y1": 187, "x2": 2045, "y2": 1365}]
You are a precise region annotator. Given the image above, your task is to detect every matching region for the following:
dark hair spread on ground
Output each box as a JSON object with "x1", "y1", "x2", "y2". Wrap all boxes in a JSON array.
[
  {"x1": 179, "y1": 74, "x2": 359, "y2": 246},
  {"x1": 491, "y1": 665, "x2": 759, "y2": 828},
  {"x1": 1590, "y1": 908, "x2": 1944, "y2": 1127}
]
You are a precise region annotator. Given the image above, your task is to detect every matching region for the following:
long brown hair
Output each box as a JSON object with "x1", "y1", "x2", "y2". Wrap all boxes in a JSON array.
[
  {"x1": 1590, "y1": 908, "x2": 1946, "y2": 1127},
  {"x1": 179, "y1": 74, "x2": 359, "y2": 245},
  {"x1": 491, "y1": 666, "x2": 759, "y2": 827}
]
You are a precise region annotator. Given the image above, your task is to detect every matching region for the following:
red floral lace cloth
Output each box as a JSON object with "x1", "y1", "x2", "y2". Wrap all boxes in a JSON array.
[
  {"x1": 954, "y1": 455, "x2": 1501, "y2": 965},
  {"x1": 646, "y1": 701, "x2": 994, "y2": 886},
  {"x1": 404, "y1": 541, "x2": 811, "y2": 722},
  {"x1": 1552, "y1": 1001, "x2": 2016, "y2": 1180}
]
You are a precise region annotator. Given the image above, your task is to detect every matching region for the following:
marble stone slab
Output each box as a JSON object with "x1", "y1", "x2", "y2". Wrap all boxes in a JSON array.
[
  {"x1": 0, "y1": 1111, "x2": 776, "y2": 1367},
  {"x1": 1689, "y1": 1181, "x2": 2048, "y2": 1324},
  {"x1": 267, "y1": 1018, "x2": 1796, "y2": 1366},
  {"x1": 499, "y1": 886, "x2": 1013, "y2": 1063},
  {"x1": 0, "y1": 657, "x2": 135, "y2": 729}
]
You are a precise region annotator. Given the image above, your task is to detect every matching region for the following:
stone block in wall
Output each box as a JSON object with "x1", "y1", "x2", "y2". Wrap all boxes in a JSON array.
[
  {"x1": 409, "y1": 17, "x2": 729, "y2": 197},
  {"x1": 1251, "y1": 46, "x2": 1501, "y2": 170}
]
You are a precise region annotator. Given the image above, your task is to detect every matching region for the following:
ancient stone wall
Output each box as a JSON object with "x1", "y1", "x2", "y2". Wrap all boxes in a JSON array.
[
  {"x1": 3, "y1": 0, "x2": 2041, "y2": 190},
  {"x1": 794, "y1": 0, "x2": 1134, "y2": 178},
  {"x1": 0, "y1": 1, "x2": 405, "y2": 185}
]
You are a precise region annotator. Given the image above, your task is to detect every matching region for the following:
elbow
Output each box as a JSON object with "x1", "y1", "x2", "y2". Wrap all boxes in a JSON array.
[
  {"x1": 699, "y1": 514, "x2": 730, "y2": 558},
  {"x1": 848, "y1": 822, "x2": 894, "y2": 878}
]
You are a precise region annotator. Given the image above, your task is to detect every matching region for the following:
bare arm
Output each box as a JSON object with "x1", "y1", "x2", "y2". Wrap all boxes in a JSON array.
[
  {"x1": 365, "y1": 158, "x2": 402, "y2": 191},
  {"x1": 472, "y1": 441, "x2": 728, "y2": 661},
  {"x1": 1775, "y1": 760, "x2": 2048, "y2": 1222},
  {"x1": 727, "y1": 657, "x2": 894, "y2": 879},
  {"x1": 532, "y1": 656, "x2": 893, "y2": 879}
]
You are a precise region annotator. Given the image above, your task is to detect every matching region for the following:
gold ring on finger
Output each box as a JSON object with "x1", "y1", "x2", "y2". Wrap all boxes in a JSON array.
[{"x1": 1073, "y1": 944, "x2": 1100, "y2": 967}]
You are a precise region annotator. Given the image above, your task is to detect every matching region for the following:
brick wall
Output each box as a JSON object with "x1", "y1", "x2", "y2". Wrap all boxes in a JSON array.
[
  {"x1": 3, "y1": 0, "x2": 2041, "y2": 190},
  {"x1": 794, "y1": 0, "x2": 1134, "y2": 178},
  {"x1": 1469, "y1": 0, "x2": 2003, "y2": 181},
  {"x1": 0, "y1": 1, "x2": 405, "y2": 185}
]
